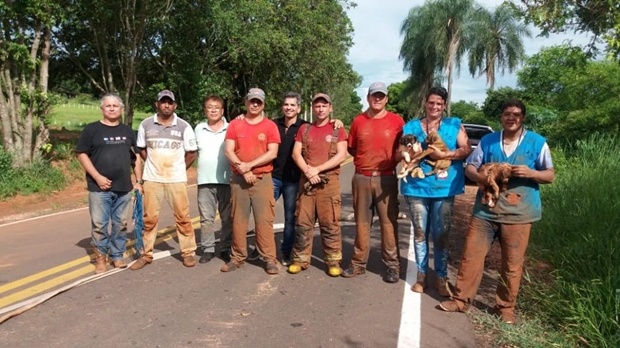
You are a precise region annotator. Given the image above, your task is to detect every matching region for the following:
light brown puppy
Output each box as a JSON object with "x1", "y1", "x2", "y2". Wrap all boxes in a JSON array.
[
  {"x1": 478, "y1": 162, "x2": 512, "y2": 207},
  {"x1": 408, "y1": 131, "x2": 451, "y2": 177}
]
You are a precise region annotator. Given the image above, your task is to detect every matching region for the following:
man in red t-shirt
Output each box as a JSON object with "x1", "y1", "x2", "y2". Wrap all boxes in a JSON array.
[
  {"x1": 221, "y1": 88, "x2": 281, "y2": 274},
  {"x1": 288, "y1": 93, "x2": 348, "y2": 277},
  {"x1": 343, "y1": 81, "x2": 405, "y2": 284}
]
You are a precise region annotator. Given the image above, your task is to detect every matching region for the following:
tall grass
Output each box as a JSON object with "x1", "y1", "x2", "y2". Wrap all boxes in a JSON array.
[{"x1": 520, "y1": 134, "x2": 620, "y2": 347}]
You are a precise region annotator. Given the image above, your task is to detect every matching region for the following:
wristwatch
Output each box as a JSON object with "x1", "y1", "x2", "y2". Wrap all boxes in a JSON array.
[{"x1": 137, "y1": 179, "x2": 145, "y2": 185}]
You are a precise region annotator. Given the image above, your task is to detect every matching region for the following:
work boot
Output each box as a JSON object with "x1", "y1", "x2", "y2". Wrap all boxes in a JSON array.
[
  {"x1": 436, "y1": 276, "x2": 452, "y2": 297},
  {"x1": 264, "y1": 261, "x2": 279, "y2": 275},
  {"x1": 288, "y1": 262, "x2": 307, "y2": 274},
  {"x1": 383, "y1": 267, "x2": 399, "y2": 283},
  {"x1": 326, "y1": 263, "x2": 342, "y2": 277},
  {"x1": 439, "y1": 299, "x2": 468, "y2": 312},
  {"x1": 112, "y1": 259, "x2": 127, "y2": 269},
  {"x1": 93, "y1": 248, "x2": 107, "y2": 274},
  {"x1": 183, "y1": 256, "x2": 197, "y2": 267},
  {"x1": 411, "y1": 272, "x2": 426, "y2": 293},
  {"x1": 199, "y1": 252, "x2": 215, "y2": 264},
  {"x1": 220, "y1": 260, "x2": 242, "y2": 272},
  {"x1": 497, "y1": 307, "x2": 516, "y2": 324},
  {"x1": 130, "y1": 257, "x2": 151, "y2": 270},
  {"x1": 341, "y1": 265, "x2": 365, "y2": 278}
]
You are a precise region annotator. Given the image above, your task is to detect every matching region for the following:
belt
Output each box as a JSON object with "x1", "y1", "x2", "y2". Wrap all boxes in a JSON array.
[{"x1": 355, "y1": 169, "x2": 395, "y2": 177}]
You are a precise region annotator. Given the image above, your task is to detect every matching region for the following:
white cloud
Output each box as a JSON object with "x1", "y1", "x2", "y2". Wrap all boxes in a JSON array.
[{"x1": 346, "y1": 0, "x2": 593, "y2": 108}]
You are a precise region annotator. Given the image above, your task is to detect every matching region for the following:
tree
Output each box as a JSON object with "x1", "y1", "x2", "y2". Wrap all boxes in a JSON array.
[
  {"x1": 400, "y1": 0, "x2": 475, "y2": 116},
  {"x1": 55, "y1": 0, "x2": 172, "y2": 126},
  {"x1": 0, "y1": 0, "x2": 61, "y2": 167},
  {"x1": 467, "y1": 4, "x2": 531, "y2": 90},
  {"x1": 481, "y1": 87, "x2": 528, "y2": 119},
  {"x1": 385, "y1": 82, "x2": 411, "y2": 119},
  {"x1": 516, "y1": 0, "x2": 620, "y2": 59},
  {"x1": 517, "y1": 44, "x2": 589, "y2": 108},
  {"x1": 450, "y1": 100, "x2": 479, "y2": 118}
]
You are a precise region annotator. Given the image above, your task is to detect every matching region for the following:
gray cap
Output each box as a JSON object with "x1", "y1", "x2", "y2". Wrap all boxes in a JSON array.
[
  {"x1": 312, "y1": 93, "x2": 331, "y2": 104},
  {"x1": 246, "y1": 88, "x2": 266, "y2": 102},
  {"x1": 368, "y1": 81, "x2": 388, "y2": 95},
  {"x1": 157, "y1": 89, "x2": 175, "y2": 101}
]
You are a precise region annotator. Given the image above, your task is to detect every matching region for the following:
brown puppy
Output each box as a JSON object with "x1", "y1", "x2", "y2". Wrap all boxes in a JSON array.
[
  {"x1": 408, "y1": 131, "x2": 451, "y2": 177},
  {"x1": 397, "y1": 134, "x2": 425, "y2": 182},
  {"x1": 478, "y1": 162, "x2": 512, "y2": 207}
]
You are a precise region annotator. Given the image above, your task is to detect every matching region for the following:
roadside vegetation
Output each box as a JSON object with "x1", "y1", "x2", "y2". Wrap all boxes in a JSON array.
[{"x1": 471, "y1": 135, "x2": 620, "y2": 347}]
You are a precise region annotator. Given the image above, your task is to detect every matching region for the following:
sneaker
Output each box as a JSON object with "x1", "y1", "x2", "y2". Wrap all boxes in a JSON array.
[
  {"x1": 411, "y1": 272, "x2": 427, "y2": 293},
  {"x1": 281, "y1": 252, "x2": 293, "y2": 266},
  {"x1": 130, "y1": 257, "x2": 151, "y2": 271},
  {"x1": 439, "y1": 299, "x2": 468, "y2": 312},
  {"x1": 220, "y1": 260, "x2": 241, "y2": 272},
  {"x1": 112, "y1": 259, "x2": 127, "y2": 269},
  {"x1": 264, "y1": 261, "x2": 279, "y2": 275},
  {"x1": 436, "y1": 276, "x2": 452, "y2": 297},
  {"x1": 248, "y1": 247, "x2": 261, "y2": 261},
  {"x1": 382, "y1": 267, "x2": 399, "y2": 284},
  {"x1": 199, "y1": 252, "x2": 215, "y2": 264},
  {"x1": 183, "y1": 256, "x2": 197, "y2": 267},
  {"x1": 341, "y1": 265, "x2": 365, "y2": 278}
]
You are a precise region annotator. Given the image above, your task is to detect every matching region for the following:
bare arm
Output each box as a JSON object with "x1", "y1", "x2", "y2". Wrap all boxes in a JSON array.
[
  {"x1": 139, "y1": 148, "x2": 147, "y2": 161},
  {"x1": 291, "y1": 141, "x2": 307, "y2": 174},
  {"x1": 76, "y1": 152, "x2": 111, "y2": 191},
  {"x1": 512, "y1": 166, "x2": 555, "y2": 184},
  {"x1": 185, "y1": 151, "x2": 197, "y2": 170},
  {"x1": 224, "y1": 139, "x2": 241, "y2": 166},
  {"x1": 132, "y1": 154, "x2": 143, "y2": 193},
  {"x1": 316, "y1": 141, "x2": 347, "y2": 173},
  {"x1": 247, "y1": 143, "x2": 279, "y2": 169},
  {"x1": 465, "y1": 164, "x2": 485, "y2": 184}
]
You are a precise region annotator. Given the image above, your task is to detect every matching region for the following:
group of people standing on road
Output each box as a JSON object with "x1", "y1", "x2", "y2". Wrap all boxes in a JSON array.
[{"x1": 76, "y1": 81, "x2": 554, "y2": 325}]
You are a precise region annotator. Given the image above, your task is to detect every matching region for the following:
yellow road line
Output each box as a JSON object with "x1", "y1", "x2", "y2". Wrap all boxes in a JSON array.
[
  {"x1": 0, "y1": 223, "x2": 198, "y2": 308},
  {"x1": 0, "y1": 217, "x2": 199, "y2": 296},
  {"x1": 0, "y1": 160, "x2": 355, "y2": 307}
]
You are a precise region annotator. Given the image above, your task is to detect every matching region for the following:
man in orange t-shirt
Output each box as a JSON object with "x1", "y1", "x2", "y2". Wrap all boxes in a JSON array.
[
  {"x1": 288, "y1": 93, "x2": 348, "y2": 277},
  {"x1": 343, "y1": 81, "x2": 405, "y2": 284},
  {"x1": 221, "y1": 88, "x2": 281, "y2": 275}
]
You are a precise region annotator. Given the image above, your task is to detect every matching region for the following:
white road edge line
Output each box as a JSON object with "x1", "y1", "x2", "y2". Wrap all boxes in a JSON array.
[{"x1": 397, "y1": 221, "x2": 421, "y2": 348}]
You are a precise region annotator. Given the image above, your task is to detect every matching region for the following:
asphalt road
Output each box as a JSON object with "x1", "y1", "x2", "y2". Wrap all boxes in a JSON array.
[{"x1": 0, "y1": 162, "x2": 477, "y2": 348}]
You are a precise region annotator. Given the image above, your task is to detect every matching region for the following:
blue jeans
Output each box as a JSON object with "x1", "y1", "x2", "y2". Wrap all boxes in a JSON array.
[
  {"x1": 89, "y1": 191, "x2": 133, "y2": 261},
  {"x1": 404, "y1": 196, "x2": 454, "y2": 278},
  {"x1": 272, "y1": 177, "x2": 299, "y2": 255}
]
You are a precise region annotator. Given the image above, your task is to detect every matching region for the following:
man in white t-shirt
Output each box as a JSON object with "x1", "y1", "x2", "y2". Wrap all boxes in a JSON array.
[
  {"x1": 130, "y1": 89, "x2": 198, "y2": 270},
  {"x1": 194, "y1": 95, "x2": 232, "y2": 263}
]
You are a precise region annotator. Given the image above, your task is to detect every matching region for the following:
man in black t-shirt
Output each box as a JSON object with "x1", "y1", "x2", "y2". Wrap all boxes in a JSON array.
[{"x1": 76, "y1": 93, "x2": 143, "y2": 274}]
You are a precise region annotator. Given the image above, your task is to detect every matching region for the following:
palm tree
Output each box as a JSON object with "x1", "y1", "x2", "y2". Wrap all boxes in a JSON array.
[
  {"x1": 467, "y1": 4, "x2": 532, "y2": 90},
  {"x1": 400, "y1": 0, "x2": 475, "y2": 116}
]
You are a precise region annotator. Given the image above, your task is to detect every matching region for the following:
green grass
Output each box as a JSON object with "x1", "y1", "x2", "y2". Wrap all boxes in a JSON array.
[
  {"x1": 49, "y1": 100, "x2": 151, "y2": 130},
  {"x1": 511, "y1": 134, "x2": 620, "y2": 347}
]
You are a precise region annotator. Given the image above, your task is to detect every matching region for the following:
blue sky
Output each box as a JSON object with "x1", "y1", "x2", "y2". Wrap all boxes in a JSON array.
[{"x1": 346, "y1": 0, "x2": 592, "y2": 107}]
